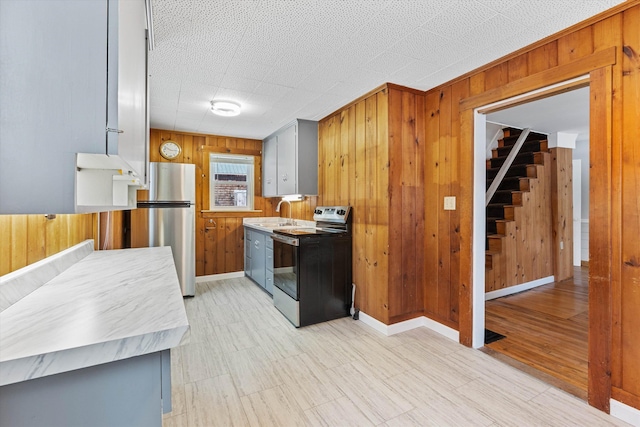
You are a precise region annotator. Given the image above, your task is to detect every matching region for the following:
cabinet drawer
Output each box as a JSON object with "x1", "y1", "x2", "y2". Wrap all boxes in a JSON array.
[
  {"x1": 265, "y1": 270, "x2": 274, "y2": 295},
  {"x1": 266, "y1": 236, "x2": 273, "y2": 249},
  {"x1": 266, "y1": 247, "x2": 273, "y2": 271}
]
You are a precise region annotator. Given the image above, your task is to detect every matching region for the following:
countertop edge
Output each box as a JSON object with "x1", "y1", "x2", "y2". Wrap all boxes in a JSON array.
[{"x1": 0, "y1": 324, "x2": 189, "y2": 387}]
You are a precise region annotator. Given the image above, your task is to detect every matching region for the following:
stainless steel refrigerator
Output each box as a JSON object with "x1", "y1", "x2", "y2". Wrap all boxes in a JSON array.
[{"x1": 138, "y1": 162, "x2": 196, "y2": 296}]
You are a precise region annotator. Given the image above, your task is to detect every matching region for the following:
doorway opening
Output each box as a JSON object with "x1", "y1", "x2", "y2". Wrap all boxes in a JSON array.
[{"x1": 471, "y1": 77, "x2": 590, "y2": 399}]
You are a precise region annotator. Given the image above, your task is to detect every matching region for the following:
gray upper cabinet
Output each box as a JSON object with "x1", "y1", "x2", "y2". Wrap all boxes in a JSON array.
[
  {"x1": 262, "y1": 119, "x2": 318, "y2": 197},
  {"x1": 0, "y1": 0, "x2": 149, "y2": 214},
  {"x1": 263, "y1": 135, "x2": 278, "y2": 197}
]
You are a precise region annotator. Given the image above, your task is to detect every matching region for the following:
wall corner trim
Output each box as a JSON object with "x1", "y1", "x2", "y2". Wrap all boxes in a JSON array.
[
  {"x1": 610, "y1": 399, "x2": 640, "y2": 426},
  {"x1": 358, "y1": 311, "x2": 460, "y2": 342}
]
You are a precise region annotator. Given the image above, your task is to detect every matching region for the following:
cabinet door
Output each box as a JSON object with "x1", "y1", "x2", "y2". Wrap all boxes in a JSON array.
[
  {"x1": 263, "y1": 135, "x2": 278, "y2": 197},
  {"x1": 0, "y1": 0, "x2": 109, "y2": 213},
  {"x1": 244, "y1": 229, "x2": 252, "y2": 277},
  {"x1": 250, "y1": 232, "x2": 266, "y2": 288},
  {"x1": 116, "y1": 0, "x2": 149, "y2": 186},
  {"x1": 276, "y1": 123, "x2": 297, "y2": 195}
]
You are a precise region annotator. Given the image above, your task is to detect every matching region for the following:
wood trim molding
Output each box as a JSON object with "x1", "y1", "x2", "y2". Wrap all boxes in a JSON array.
[
  {"x1": 588, "y1": 66, "x2": 613, "y2": 413},
  {"x1": 460, "y1": 47, "x2": 616, "y2": 111},
  {"x1": 477, "y1": 76, "x2": 590, "y2": 114}
]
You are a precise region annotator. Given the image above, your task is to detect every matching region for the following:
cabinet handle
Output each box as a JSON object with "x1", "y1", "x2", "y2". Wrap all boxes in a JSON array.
[
  {"x1": 254, "y1": 240, "x2": 260, "y2": 249},
  {"x1": 282, "y1": 173, "x2": 288, "y2": 182},
  {"x1": 106, "y1": 127, "x2": 124, "y2": 134}
]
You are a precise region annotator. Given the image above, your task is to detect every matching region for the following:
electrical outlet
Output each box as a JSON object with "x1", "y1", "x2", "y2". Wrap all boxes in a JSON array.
[
  {"x1": 444, "y1": 196, "x2": 456, "y2": 211},
  {"x1": 560, "y1": 241, "x2": 564, "y2": 250}
]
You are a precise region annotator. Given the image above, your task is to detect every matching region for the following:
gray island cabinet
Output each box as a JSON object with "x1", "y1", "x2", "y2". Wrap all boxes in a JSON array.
[{"x1": 0, "y1": 241, "x2": 189, "y2": 427}]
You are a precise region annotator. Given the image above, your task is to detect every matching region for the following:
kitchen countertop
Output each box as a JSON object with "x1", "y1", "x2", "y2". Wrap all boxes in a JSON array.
[
  {"x1": 0, "y1": 244, "x2": 189, "y2": 387},
  {"x1": 243, "y1": 216, "x2": 315, "y2": 233}
]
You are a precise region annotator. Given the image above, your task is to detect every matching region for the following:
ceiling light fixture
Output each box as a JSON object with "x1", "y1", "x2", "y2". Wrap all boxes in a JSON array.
[{"x1": 210, "y1": 100, "x2": 241, "y2": 117}]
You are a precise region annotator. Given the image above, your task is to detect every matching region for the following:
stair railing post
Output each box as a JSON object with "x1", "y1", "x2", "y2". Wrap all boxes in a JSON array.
[{"x1": 485, "y1": 128, "x2": 531, "y2": 207}]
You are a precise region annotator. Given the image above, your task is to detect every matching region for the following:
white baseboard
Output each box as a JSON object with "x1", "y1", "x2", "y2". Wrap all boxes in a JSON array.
[
  {"x1": 358, "y1": 311, "x2": 460, "y2": 342},
  {"x1": 196, "y1": 271, "x2": 245, "y2": 283},
  {"x1": 611, "y1": 399, "x2": 640, "y2": 426},
  {"x1": 485, "y1": 276, "x2": 555, "y2": 301}
]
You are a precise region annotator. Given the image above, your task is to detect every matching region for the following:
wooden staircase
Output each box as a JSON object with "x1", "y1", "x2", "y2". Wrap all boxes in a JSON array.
[{"x1": 485, "y1": 128, "x2": 554, "y2": 292}]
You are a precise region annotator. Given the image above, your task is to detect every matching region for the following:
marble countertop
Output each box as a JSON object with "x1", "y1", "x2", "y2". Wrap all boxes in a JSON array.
[
  {"x1": 243, "y1": 217, "x2": 316, "y2": 233},
  {"x1": 0, "y1": 245, "x2": 189, "y2": 386}
]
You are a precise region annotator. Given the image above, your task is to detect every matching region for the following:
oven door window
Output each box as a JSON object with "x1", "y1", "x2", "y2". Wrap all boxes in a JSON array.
[{"x1": 273, "y1": 240, "x2": 298, "y2": 300}]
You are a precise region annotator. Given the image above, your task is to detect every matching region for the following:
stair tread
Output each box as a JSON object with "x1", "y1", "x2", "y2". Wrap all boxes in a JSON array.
[
  {"x1": 487, "y1": 233, "x2": 506, "y2": 238},
  {"x1": 485, "y1": 249, "x2": 501, "y2": 255}
]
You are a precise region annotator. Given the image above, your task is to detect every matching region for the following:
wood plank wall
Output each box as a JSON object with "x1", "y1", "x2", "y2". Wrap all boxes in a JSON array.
[
  {"x1": 128, "y1": 129, "x2": 317, "y2": 276},
  {"x1": 317, "y1": 85, "x2": 425, "y2": 325},
  {"x1": 550, "y1": 147, "x2": 574, "y2": 281},
  {"x1": 422, "y1": 1, "x2": 640, "y2": 412},
  {"x1": 0, "y1": 214, "x2": 96, "y2": 276}
]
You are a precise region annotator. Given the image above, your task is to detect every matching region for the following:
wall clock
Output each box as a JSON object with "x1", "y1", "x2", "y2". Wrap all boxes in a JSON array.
[{"x1": 159, "y1": 140, "x2": 181, "y2": 160}]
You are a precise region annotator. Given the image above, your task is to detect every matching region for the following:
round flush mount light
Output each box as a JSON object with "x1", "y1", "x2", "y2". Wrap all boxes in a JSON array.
[{"x1": 210, "y1": 100, "x2": 241, "y2": 117}]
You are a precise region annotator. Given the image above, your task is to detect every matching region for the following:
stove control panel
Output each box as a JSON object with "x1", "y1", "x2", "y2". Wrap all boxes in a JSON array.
[{"x1": 313, "y1": 206, "x2": 351, "y2": 224}]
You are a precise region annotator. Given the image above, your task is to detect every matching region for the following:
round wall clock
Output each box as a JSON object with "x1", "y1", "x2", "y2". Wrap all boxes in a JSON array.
[{"x1": 159, "y1": 140, "x2": 181, "y2": 160}]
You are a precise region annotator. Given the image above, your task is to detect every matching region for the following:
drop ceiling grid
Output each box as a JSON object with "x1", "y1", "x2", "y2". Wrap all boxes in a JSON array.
[{"x1": 149, "y1": 0, "x2": 625, "y2": 139}]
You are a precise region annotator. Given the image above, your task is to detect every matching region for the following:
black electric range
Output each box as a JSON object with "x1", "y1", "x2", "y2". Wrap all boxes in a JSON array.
[{"x1": 270, "y1": 206, "x2": 352, "y2": 327}]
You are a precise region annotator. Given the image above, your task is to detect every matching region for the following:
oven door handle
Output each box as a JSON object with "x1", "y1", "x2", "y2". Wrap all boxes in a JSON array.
[{"x1": 270, "y1": 234, "x2": 299, "y2": 246}]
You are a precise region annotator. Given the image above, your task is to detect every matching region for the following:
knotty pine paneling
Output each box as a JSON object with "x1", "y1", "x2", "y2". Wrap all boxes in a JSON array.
[
  {"x1": 0, "y1": 214, "x2": 96, "y2": 276},
  {"x1": 616, "y1": 3, "x2": 640, "y2": 405},
  {"x1": 424, "y1": 1, "x2": 640, "y2": 411},
  {"x1": 127, "y1": 129, "x2": 315, "y2": 277},
  {"x1": 318, "y1": 84, "x2": 425, "y2": 325}
]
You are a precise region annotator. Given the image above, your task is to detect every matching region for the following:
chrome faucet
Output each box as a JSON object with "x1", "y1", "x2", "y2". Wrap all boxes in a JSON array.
[{"x1": 275, "y1": 199, "x2": 293, "y2": 225}]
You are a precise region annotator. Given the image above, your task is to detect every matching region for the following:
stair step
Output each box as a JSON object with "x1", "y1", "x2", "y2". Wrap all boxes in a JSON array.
[
  {"x1": 490, "y1": 152, "x2": 536, "y2": 169},
  {"x1": 487, "y1": 203, "x2": 507, "y2": 218},
  {"x1": 494, "y1": 140, "x2": 548, "y2": 158},
  {"x1": 487, "y1": 234, "x2": 504, "y2": 252},
  {"x1": 486, "y1": 164, "x2": 529, "y2": 179},
  {"x1": 492, "y1": 190, "x2": 514, "y2": 204},
  {"x1": 485, "y1": 250, "x2": 500, "y2": 270},
  {"x1": 486, "y1": 216, "x2": 501, "y2": 234},
  {"x1": 498, "y1": 131, "x2": 548, "y2": 147},
  {"x1": 486, "y1": 176, "x2": 530, "y2": 191}
]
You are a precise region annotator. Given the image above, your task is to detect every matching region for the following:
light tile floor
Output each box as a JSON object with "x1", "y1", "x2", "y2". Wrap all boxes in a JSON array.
[{"x1": 163, "y1": 277, "x2": 629, "y2": 427}]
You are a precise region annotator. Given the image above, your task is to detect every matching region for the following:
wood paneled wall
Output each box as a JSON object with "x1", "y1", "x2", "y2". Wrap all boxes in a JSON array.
[
  {"x1": 0, "y1": 214, "x2": 96, "y2": 276},
  {"x1": 317, "y1": 84, "x2": 425, "y2": 324},
  {"x1": 550, "y1": 147, "x2": 574, "y2": 281},
  {"x1": 421, "y1": 1, "x2": 640, "y2": 412},
  {"x1": 129, "y1": 129, "x2": 317, "y2": 276}
]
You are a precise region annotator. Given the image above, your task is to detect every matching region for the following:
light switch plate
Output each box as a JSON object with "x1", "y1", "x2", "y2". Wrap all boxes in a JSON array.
[{"x1": 444, "y1": 196, "x2": 456, "y2": 211}]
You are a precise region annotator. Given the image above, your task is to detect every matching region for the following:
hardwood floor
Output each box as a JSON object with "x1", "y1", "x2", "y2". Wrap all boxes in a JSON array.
[
  {"x1": 485, "y1": 267, "x2": 589, "y2": 399},
  {"x1": 162, "y1": 274, "x2": 629, "y2": 427}
]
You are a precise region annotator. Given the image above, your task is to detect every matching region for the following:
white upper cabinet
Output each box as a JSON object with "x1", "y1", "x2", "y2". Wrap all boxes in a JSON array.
[
  {"x1": 0, "y1": 0, "x2": 149, "y2": 214},
  {"x1": 262, "y1": 119, "x2": 318, "y2": 197}
]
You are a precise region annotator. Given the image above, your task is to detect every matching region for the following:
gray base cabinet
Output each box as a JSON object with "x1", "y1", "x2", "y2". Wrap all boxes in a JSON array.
[
  {"x1": 244, "y1": 227, "x2": 274, "y2": 295},
  {"x1": 0, "y1": 350, "x2": 171, "y2": 427}
]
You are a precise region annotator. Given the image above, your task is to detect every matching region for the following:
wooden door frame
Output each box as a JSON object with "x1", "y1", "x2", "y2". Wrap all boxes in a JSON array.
[{"x1": 458, "y1": 48, "x2": 617, "y2": 412}]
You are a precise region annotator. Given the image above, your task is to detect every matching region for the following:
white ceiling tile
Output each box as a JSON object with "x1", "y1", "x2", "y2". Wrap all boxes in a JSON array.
[
  {"x1": 149, "y1": 0, "x2": 622, "y2": 138},
  {"x1": 364, "y1": 51, "x2": 416, "y2": 76},
  {"x1": 420, "y1": 0, "x2": 498, "y2": 39},
  {"x1": 456, "y1": 14, "x2": 524, "y2": 49}
]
